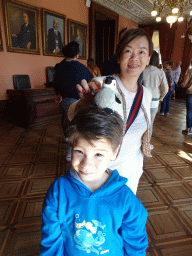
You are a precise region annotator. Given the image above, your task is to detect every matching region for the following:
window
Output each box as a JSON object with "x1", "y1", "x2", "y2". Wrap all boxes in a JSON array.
[{"x1": 152, "y1": 30, "x2": 162, "y2": 63}]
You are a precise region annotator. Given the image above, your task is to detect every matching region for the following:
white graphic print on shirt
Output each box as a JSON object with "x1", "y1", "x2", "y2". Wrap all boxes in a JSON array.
[{"x1": 74, "y1": 214, "x2": 109, "y2": 255}]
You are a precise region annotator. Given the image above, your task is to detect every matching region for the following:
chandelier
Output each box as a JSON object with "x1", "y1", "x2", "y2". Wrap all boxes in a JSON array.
[{"x1": 151, "y1": 0, "x2": 192, "y2": 26}]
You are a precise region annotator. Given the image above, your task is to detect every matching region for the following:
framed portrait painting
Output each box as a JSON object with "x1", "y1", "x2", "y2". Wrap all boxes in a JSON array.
[
  {"x1": 68, "y1": 20, "x2": 88, "y2": 59},
  {"x1": 42, "y1": 9, "x2": 66, "y2": 57},
  {"x1": 0, "y1": 24, "x2": 3, "y2": 51},
  {"x1": 3, "y1": 0, "x2": 40, "y2": 54}
]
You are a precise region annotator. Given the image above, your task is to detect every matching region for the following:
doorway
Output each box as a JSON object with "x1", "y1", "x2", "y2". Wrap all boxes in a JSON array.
[{"x1": 89, "y1": 2, "x2": 118, "y2": 71}]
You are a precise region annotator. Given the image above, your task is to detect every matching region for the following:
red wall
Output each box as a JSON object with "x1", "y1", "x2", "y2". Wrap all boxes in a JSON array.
[{"x1": 0, "y1": 0, "x2": 137, "y2": 100}]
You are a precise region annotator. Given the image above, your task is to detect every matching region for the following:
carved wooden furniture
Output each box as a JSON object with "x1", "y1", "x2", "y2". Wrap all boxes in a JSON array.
[{"x1": 6, "y1": 75, "x2": 61, "y2": 128}]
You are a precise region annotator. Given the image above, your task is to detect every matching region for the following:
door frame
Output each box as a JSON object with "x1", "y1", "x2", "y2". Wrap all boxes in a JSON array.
[{"x1": 89, "y1": 2, "x2": 119, "y2": 60}]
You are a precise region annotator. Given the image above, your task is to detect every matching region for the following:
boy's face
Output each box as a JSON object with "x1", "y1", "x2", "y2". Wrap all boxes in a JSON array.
[{"x1": 71, "y1": 136, "x2": 117, "y2": 183}]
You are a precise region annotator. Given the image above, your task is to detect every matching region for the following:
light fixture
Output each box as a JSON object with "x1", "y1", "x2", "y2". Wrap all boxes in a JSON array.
[
  {"x1": 156, "y1": 16, "x2": 161, "y2": 22},
  {"x1": 151, "y1": 0, "x2": 192, "y2": 25},
  {"x1": 166, "y1": 13, "x2": 178, "y2": 27},
  {"x1": 172, "y1": 7, "x2": 179, "y2": 14},
  {"x1": 178, "y1": 16, "x2": 184, "y2": 22},
  {"x1": 151, "y1": 8, "x2": 158, "y2": 17}
]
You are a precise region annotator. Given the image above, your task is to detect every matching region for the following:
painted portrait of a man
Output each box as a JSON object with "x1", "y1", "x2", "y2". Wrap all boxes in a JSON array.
[
  {"x1": 46, "y1": 17, "x2": 63, "y2": 54},
  {"x1": 42, "y1": 10, "x2": 65, "y2": 56},
  {"x1": 4, "y1": 0, "x2": 39, "y2": 54},
  {"x1": 12, "y1": 12, "x2": 36, "y2": 49}
]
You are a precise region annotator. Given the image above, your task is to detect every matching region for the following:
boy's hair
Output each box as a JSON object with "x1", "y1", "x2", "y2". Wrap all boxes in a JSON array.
[{"x1": 68, "y1": 105, "x2": 124, "y2": 152}]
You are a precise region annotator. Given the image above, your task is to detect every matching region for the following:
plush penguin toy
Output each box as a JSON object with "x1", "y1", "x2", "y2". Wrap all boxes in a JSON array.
[{"x1": 94, "y1": 76, "x2": 124, "y2": 119}]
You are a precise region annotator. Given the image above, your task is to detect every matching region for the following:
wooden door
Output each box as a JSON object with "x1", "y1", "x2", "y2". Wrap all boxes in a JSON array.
[
  {"x1": 89, "y1": 2, "x2": 118, "y2": 70},
  {"x1": 95, "y1": 20, "x2": 115, "y2": 71}
]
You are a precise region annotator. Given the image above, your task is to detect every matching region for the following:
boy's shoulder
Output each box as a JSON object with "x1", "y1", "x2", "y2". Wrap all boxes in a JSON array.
[{"x1": 50, "y1": 172, "x2": 71, "y2": 189}]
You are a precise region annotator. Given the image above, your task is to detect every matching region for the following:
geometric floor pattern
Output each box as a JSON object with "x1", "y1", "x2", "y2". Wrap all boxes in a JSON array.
[{"x1": 0, "y1": 99, "x2": 192, "y2": 255}]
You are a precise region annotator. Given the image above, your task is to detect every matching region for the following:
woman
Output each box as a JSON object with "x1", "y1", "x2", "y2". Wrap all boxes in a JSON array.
[
  {"x1": 142, "y1": 51, "x2": 168, "y2": 146},
  {"x1": 87, "y1": 58, "x2": 101, "y2": 77},
  {"x1": 68, "y1": 28, "x2": 153, "y2": 194},
  {"x1": 180, "y1": 60, "x2": 192, "y2": 135}
]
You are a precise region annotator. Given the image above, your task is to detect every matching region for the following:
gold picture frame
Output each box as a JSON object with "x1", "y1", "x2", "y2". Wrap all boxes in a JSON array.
[
  {"x1": 68, "y1": 19, "x2": 88, "y2": 59},
  {"x1": 0, "y1": 23, "x2": 3, "y2": 51},
  {"x1": 42, "y1": 9, "x2": 66, "y2": 57},
  {"x1": 3, "y1": 0, "x2": 40, "y2": 54}
]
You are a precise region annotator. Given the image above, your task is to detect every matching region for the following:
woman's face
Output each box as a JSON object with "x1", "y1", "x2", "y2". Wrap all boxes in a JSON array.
[{"x1": 119, "y1": 36, "x2": 150, "y2": 78}]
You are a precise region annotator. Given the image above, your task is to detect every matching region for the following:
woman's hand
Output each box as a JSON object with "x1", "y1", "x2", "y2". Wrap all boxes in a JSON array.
[
  {"x1": 76, "y1": 79, "x2": 102, "y2": 105},
  {"x1": 76, "y1": 79, "x2": 102, "y2": 98}
]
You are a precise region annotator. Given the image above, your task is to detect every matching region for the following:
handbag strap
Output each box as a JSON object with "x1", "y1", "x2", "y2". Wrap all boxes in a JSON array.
[
  {"x1": 125, "y1": 84, "x2": 143, "y2": 133},
  {"x1": 116, "y1": 78, "x2": 143, "y2": 134}
]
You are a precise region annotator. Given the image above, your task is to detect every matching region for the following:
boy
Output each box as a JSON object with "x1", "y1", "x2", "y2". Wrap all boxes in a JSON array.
[{"x1": 40, "y1": 105, "x2": 148, "y2": 256}]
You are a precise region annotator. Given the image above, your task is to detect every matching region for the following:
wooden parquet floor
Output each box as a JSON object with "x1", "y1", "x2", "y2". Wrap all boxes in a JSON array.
[{"x1": 0, "y1": 99, "x2": 192, "y2": 256}]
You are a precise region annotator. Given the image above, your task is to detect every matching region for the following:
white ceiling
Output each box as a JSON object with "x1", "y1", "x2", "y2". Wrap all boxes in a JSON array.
[{"x1": 94, "y1": 0, "x2": 192, "y2": 25}]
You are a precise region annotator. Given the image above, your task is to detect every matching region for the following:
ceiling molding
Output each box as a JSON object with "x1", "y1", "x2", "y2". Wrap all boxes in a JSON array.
[
  {"x1": 93, "y1": 0, "x2": 154, "y2": 24},
  {"x1": 93, "y1": 0, "x2": 192, "y2": 25}
]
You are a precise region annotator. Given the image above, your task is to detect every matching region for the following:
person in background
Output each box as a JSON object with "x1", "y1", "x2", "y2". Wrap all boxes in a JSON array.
[
  {"x1": 160, "y1": 61, "x2": 174, "y2": 116},
  {"x1": 53, "y1": 41, "x2": 93, "y2": 160},
  {"x1": 172, "y1": 61, "x2": 182, "y2": 100},
  {"x1": 47, "y1": 19, "x2": 63, "y2": 54},
  {"x1": 87, "y1": 58, "x2": 101, "y2": 77},
  {"x1": 142, "y1": 50, "x2": 169, "y2": 149},
  {"x1": 41, "y1": 105, "x2": 148, "y2": 256},
  {"x1": 68, "y1": 28, "x2": 153, "y2": 195},
  {"x1": 180, "y1": 59, "x2": 192, "y2": 136}
]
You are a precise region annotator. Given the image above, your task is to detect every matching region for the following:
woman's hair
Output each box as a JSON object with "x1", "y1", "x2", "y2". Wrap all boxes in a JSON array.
[
  {"x1": 68, "y1": 105, "x2": 124, "y2": 152},
  {"x1": 87, "y1": 58, "x2": 96, "y2": 69},
  {"x1": 116, "y1": 28, "x2": 153, "y2": 59},
  {"x1": 62, "y1": 41, "x2": 80, "y2": 58},
  {"x1": 149, "y1": 50, "x2": 159, "y2": 67}
]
